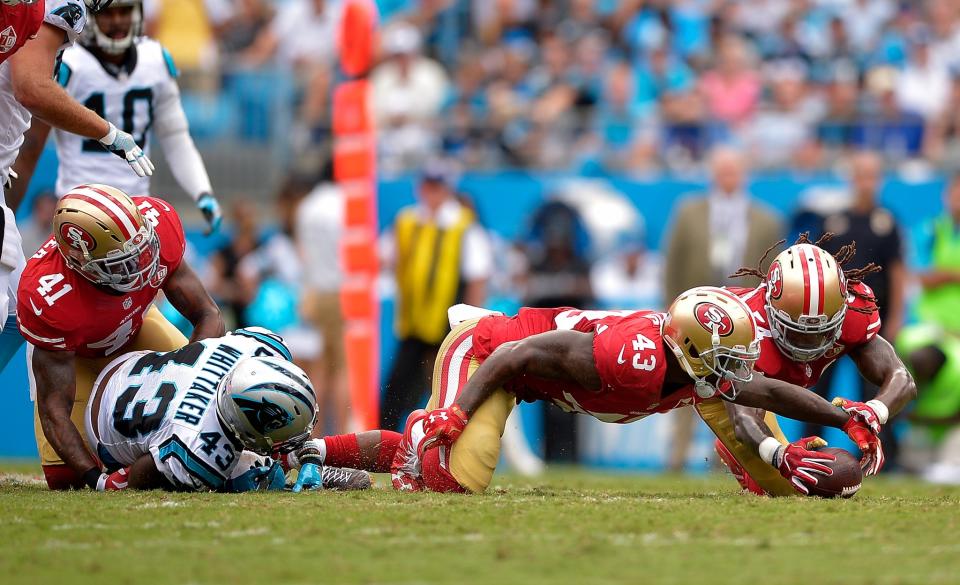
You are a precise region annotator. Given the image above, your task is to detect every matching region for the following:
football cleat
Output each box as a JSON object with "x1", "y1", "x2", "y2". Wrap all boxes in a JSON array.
[
  {"x1": 320, "y1": 466, "x2": 372, "y2": 491},
  {"x1": 391, "y1": 409, "x2": 427, "y2": 492},
  {"x1": 714, "y1": 439, "x2": 766, "y2": 496}
]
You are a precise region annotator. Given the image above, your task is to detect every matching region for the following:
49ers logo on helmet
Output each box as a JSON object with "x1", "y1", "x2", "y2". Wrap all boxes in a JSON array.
[
  {"x1": 694, "y1": 302, "x2": 734, "y2": 336},
  {"x1": 60, "y1": 223, "x2": 96, "y2": 252},
  {"x1": 768, "y1": 260, "x2": 784, "y2": 299}
]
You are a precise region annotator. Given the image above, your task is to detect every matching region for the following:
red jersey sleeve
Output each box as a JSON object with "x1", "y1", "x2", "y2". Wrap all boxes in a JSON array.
[
  {"x1": 16, "y1": 270, "x2": 80, "y2": 352},
  {"x1": 839, "y1": 281, "x2": 882, "y2": 346},
  {"x1": 591, "y1": 312, "x2": 667, "y2": 394},
  {"x1": 133, "y1": 196, "x2": 186, "y2": 275}
]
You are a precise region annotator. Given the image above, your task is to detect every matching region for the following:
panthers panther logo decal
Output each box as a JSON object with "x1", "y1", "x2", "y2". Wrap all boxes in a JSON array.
[
  {"x1": 233, "y1": 394, "x2": 293, "y2": 434},
  {"x1": 51, "y1": 3, "x2": 84, "y2": 30}
]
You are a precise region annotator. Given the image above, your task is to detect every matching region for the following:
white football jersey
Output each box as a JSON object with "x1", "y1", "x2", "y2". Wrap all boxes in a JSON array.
[
  {"x1": 53, "y1": 37, "x2": 178, "y2": 196},
  {"x1": 85, "y1": 328, "x2": 294, "y2": 491},
  {"x1": 0, "y1": 0, "x2": 85, "y2": 183}
]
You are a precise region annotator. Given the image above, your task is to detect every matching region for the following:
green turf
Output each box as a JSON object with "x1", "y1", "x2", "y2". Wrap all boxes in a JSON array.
[{"x1": 0, "y1": 463, "x2": 957, "y2": 585}]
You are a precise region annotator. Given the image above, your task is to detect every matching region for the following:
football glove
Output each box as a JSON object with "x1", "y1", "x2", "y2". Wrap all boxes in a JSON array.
[
  {"x1": 95, "y1": 468, "x2": 129, "y2": 491},
  {"x1": 99, "y1": 122, "x2": 154, "y2": 178},
  {"x1": 843, "y1": 417, "x2": 885, "y2": 476},
  {"x1": 764, "y1": 436, "x2": 835, "y2": 496},
  {"x1": 279, "y1": 438, "x2": 324, "y2": 472},
  {"x1": 419, "y1": 404, "x2": 469, "y2": 456},
  {"x1": 832, "y1": 397, "x2": 888, "y2": 435},
  {"x1": 196, "y1": 193, "x2": 222, "y2": 235},
  {"x1": 224, "y1": 463, "x2": 286, "y2": 493},
  {"x1": 291, "y1": 463, "x2": 324, "y2": 493}
]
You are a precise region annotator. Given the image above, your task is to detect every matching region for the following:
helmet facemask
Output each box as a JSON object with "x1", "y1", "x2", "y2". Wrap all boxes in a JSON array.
[
  {"x1": 766, "y1": 300, "x2": 845, "y2": 363},
  {"x1": 82, "y1": 0, "x2": 142, "y2": 56},
  {"x1": 65, "y1": 222, "x2": 160, "y2": 293},
  {"x1": 664, "y1": 323, "x2": 760, "y2": 401}
]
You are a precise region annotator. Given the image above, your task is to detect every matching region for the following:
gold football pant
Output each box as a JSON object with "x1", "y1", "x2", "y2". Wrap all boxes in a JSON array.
[
  {"x1": 696, "y1": 398, "x2": 796, "y2": 497},
  {"x1": 420, "y1": 318, "x2": 515, "y2": 494},
  {"x1": 33, "y1": 306, "x2": 188, "y2": 469}
]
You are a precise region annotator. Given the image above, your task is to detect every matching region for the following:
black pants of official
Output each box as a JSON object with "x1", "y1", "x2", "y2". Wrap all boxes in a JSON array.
[
  {"x1": 802, "y1": 356, "x2": 900, "y2": 470},
  {"x1": 381, "y1": 337, "x2": 441, "y2": 433}
]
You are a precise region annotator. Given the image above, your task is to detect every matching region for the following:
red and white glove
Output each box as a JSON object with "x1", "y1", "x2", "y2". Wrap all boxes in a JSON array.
[
  {"x1": 760, "y1": 436, "x2": 835, "y2": 496},
  {"x1": 832, "y1": 397, "x2": 888, "y2": 435},
  {"x1": 419, "y1": 405, "x2": 469, "y2": 456},
  {"x1": 96, "y1": 468, "x2": 129, "y2": 491},
  {"x1": 843, "y1": 418, "x2": 885, "y2": 476}
]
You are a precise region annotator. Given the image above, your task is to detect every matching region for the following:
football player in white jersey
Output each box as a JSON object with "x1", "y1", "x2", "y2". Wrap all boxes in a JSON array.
[
  {"x1": 86, "y1": 327, "x2": 371, "y2": 492},
  {"x1": 0, "y1": 0, "x2": 151, "y2": 367},
  {"x1": 11, "y1": 0, "x2": 222, "y2": 234}
]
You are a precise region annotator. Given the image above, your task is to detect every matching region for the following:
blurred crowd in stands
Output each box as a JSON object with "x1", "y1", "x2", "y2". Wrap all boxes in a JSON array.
[{"x1": 145, "y1": 0, "x2": 960, "y2": 173}]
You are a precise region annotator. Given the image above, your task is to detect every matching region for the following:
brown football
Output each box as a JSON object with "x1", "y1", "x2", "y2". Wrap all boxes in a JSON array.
[{"x1": 807, "y1": 447, "x2": 863, "y2": 498}]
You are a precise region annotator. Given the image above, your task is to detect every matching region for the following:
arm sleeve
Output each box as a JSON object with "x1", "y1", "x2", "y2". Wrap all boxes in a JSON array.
[
  {"x1": 153, "y1": 77, "x2": 213, "y2": 202},
  {"x1": 43, "y1": 0, "x2": 86, "y2": 47}
]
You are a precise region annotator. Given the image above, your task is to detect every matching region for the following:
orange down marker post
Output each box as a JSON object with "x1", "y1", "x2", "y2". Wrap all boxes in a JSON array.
[{"x1": 334, "y1": 0, "x2": 380, "y2": 430}]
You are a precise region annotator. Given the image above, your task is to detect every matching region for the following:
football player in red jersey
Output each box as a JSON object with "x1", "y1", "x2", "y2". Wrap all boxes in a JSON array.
[
  {"x1": 0, "y1": 0, "x2": 44, "y2": 65},
  {"x1": 704, "y1": 236, "x2": 916, "y2": 496},
  {"x1": 17, "y1": 184, "x2": 224, "y2": 490},
  {"x1": 387, "y1": 286, "x2": 873, "y2": 494}
]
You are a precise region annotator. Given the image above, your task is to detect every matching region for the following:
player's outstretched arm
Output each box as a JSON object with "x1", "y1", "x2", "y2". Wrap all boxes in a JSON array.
[
  {"x1": 422, "y1": 330, "x2": 599, "y2": 453},
  {"x1": 847, "y1": 335, "x2": 917, "y2": 423},
  {"x1": 32, "y1": 348, "x2": 103, "y2": 487},
  {"x1": 10, "y1": 24, "x2": 153, "y2": 177},
  {"x1": 162, "y1": 261, "x2": 225, "y2": 342},
  {"x1": 457, "y1": 330, "x2": 599, "y2": 416},
  {"x1": 732, "y1": 375, "x2": 848, "y2": 429},
  {"x1": 723, "y1": 400, "x2": 773, "y2": 453},
  {"x1": 7, "y1": 120, "x2": 51, "y2": 213}
]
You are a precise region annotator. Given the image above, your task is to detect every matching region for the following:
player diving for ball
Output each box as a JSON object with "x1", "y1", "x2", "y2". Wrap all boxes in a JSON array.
[
  {"x1": 0, "y1": 0, "x2": 152, "y2": 371},
  {"x1": 388, "y1": 286, "x2": 880, "y2": 494},
  {"x1": 85, "y1": 328, "x2": 370, "y2": 492},
  {"x1": 8, "y1": 0, "x2": 222, "y2": 234},
  {"x1": 17, "y1": 184, "x2": 223, "y2": 490},
  {"x1": 708, "y1": 235, "x2": 916, "y2": 496}
]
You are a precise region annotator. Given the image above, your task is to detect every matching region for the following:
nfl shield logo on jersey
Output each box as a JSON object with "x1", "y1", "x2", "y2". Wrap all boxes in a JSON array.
[
  {"x1": 122, "y1": 297, "x2": 133, "y2": 310},
  {"x1": 0, "y1": 26, "x2": 17, "y2": 54}
]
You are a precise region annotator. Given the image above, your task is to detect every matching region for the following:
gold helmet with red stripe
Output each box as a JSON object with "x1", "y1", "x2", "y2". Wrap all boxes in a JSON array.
[
  {"x1": 765, "y1": 243, "x2": 847, "y2": 362},
  {"x1": 54, "y1": 184, "x2": 160, "y2": 293},
  {"x1": 663, "y1": 286, "x2": 761, "y2": 400}
]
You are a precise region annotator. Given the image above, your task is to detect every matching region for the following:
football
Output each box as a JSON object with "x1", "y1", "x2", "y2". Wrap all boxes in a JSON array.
[{"x1": 808, "y1": 447, "x2": 863, "y2": 498}]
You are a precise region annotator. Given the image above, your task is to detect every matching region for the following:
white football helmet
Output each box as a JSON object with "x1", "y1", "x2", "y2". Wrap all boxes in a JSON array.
[
  {"x1": 216, "y1": 356, "x2": 318, "y2": 455},
  {"x1": 83, "y1": 0, "x2": 141, "y2": 55}
]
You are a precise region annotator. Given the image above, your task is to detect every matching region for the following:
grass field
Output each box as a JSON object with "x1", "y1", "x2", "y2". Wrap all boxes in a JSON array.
[{"x1": 0, "y1": 462, "x2": 957, "y2": 585}]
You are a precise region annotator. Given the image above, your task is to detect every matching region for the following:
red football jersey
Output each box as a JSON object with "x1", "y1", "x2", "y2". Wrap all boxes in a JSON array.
[
  {"x1": 729, "y1": 282, "x2": 881, "y2": 388},
  {"x1": 17, "y1": 197, "x2": 186, "y2": 358},
  {"x1": 0, "y1": 3, "x2": 44, "y2": 64},
  {"x1": 472, "y1": 308, "x2": 702, "y2": 423}
]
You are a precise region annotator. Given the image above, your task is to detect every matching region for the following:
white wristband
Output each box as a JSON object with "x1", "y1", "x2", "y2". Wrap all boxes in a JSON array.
[
  {"x1": 95, "y1": 472, "x2": 109, "y2": 491},
  {"x1": 99, "y1": 122, "x2": 118, "y2": 145},
  {"x1": 758, "y1": 437, "x2": 782, "y2": 466},
  {"x1": 865, "y1": 400, "x2": 889, "y2": 424}
]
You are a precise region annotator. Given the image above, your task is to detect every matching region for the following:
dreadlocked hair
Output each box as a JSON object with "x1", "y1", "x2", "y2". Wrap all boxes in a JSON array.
[{"x1": 728, "y1": 232, "x2": 882, "y2": 314}]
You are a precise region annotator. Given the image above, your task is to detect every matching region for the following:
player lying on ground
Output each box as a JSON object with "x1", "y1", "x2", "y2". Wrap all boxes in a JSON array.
[
  {"x1": 389, "y1": 287, "x2": 880, "y2": 494},
  {"x1": 85, "y1": 328, "x2": 371, "y2": 492},
  {"x1": 0, "y1": 0, "x2": 149, "y2": 367},
  {"x1": 9, "y1": 0, "x2": 223, "y2": 233},
  {"x1": 17, "y1": 184, "x2": 224, "y2": 490},
  {"x1": 712, "y1": 235, "x2": 916, "y2": 495}
]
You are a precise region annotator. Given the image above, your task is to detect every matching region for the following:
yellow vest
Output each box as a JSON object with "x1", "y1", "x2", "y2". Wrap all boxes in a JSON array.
[
  {"x1": 153, "y1": 0, "x2": 212, "y2": 70},
  {"x1": 395, "y1": 205, "x2": 475, "y2": 344}
]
